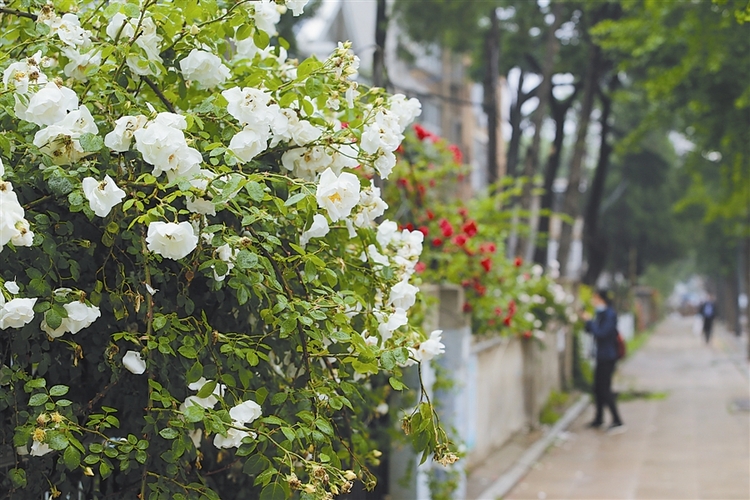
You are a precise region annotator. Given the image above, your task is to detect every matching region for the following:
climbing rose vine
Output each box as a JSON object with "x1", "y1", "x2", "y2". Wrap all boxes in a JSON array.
[{"x1": 0, "y1": 1, "x2": 455, "y2": 498}]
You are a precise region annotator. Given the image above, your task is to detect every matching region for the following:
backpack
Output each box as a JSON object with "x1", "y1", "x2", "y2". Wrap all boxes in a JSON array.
[{"x1": 616, "y1": 331, "x2": 626, "y2": 360}]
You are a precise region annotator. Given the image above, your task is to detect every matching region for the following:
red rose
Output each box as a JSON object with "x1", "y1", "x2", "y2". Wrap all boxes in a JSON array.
[
  {"x1": 514, "y1": 256, "x2": 523, "y2": 267},
  {"x1": 474, "y1": 283, "x2": 486, "y2": 296},
  {"x1": 417, "y1": 184, "x2": 426, "y2": 196},
  {"x1": 462, "y1": 220, "x2": 478, "y2": 237},
  {"x1": 448, "y1": 144, "x2": 463, "y2": 163},
  {"x1": 461, "y1": 279, "x2": 471, "y2": 288},
  {"x1": 508, "y1": 300, "x2": 517, "y2": 315},
  {"x1": 429, "y1": 179, "x2": 436, "y2": 187},
  {"x1": 458, "y1": 207, "x2": 469, "y2": 218},
  {"x1": 432, "y1": 237, "x2": 443, "y2": 247},
  {"x1": 453, "y1": 234, "x2": 468, "y2": 246},
  {"x1": 494, "y1": 307, "x2": 503, "y2": 316},
  {"x1": 426, "y1": 209, "x2": 435, "y2": 220},
  {"x1": 480, "y1": 242, "x2": 497, "y2": 254},
  {"x1": 523, "y1": 331, "x2": 533, "y2": 339},
  {"x1": 397, "y1": 178, "x2": 409, "y2": 188},
  {"x1": 503, "y1": 316, "x2": 512, "y2": 326},
  {"x1": 396, "y1": 144, "x2": 404, "y2": 154},
  {"x1": 439, "y1": 219, "x2": 454, "y2": 238},
  {"x1": 463, "y1": 302, "x2": 473, "y2": 313},
  {"x1": 418, "y1": 226, "x2": 429, "y2": 237},
  {"x1": 405, "y1": 223, "x2": 414, "y2": 232},
  {"x1": 481, "y1": 257, "x2": 492, "y2": 272},
  {"x1": 341, "y1": 122, "x2": 349, "y2": 129},
  {"x1": 415, "y1": 262, "x2": 426, "y2": 273}
]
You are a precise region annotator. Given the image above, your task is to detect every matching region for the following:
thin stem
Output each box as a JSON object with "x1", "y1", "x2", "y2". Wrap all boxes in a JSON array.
[
  {"x1": 0, "y1": 7, "x2": 37, "y2": 20},
  {"x1": 142, "y1": 75, "x2": 176, "y2": 114}
]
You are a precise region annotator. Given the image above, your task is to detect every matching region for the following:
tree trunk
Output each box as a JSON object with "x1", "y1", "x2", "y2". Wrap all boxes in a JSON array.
[
  {"x1": 483, "y1": 8, "x2": 500, "y2": 186},
  {"x1": 372, "y1": 0, "x2": 388, "y2": 89},
  {"x1": 557, "y1": 44, "x2": 600, "y2": 277},
  {"x1": 506, "y1": 70, "x2": 525, "y2": 178},
  {"x1": 533, "y1": 85, "x2": 579, "y2": 266},
  {"x1": 518, "y1": 3, "x2": 564, "y2": 257},
  {"x1": 582, "y1": 79, "x2": 617, "y2": 286}
]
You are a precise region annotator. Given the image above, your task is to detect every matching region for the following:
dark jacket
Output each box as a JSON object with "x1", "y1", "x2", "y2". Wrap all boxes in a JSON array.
[
  {"x1": 699, "y1": 301, "x2": 716, "y2": 319},
  {"x1": 585, "y1": 306, "x2": 619, "y2": 362}
]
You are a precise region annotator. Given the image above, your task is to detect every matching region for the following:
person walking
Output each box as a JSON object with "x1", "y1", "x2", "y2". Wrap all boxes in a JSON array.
[
  {"x1": 584, "y1": 289, "x2": 625, "y2": 434},
  {"x1": 698, "y1": 295, "x2": 717, "y2": 344}
]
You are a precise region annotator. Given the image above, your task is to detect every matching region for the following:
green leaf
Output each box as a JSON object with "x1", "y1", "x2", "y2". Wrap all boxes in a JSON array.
[
  {"x1": 183, "y1": 405, "x2": 204, "y2": 423},
  {"x1": 79, "y1": 133, "x2": 104, "y2": 152},
  {"x1": 29, "y1": 393, "x2": 49, "y2": 406},
  {"x1": 259, "y1": 483, "x2": 288, "y2": 500},
  {"x1": 63, "y1": 445, "x2": 81, "y2": 470},
  {"x1": 284, "y1": 192, "x2": 307, "y2": 206},
  {"x1": 47, "y1": 432, "x2": 69, "y2": 450},
  {"x1": 99, "y1": 460, "x2": 113, "y2": 479},
  {"x1": 178, "y1": 345, "x2": 197, "y2": 359},
  {"x1": 159, "y1": 427, "x2": 180, "y2": 440},
  {"x1": 314, "y1": 418, "x2": 333, "y2": 436},
  {"x1": 242, "y1": 454, "x2": 271, "y2": 476},
  {"x1": 195, "y1": 379, "x2": 217, "y2": 399},
  {"x1": 9, "y1": 468, "x2": 26, "y2": 488},
  {"x1": 186, "y1": 361, "x2": 203, "y2": 384},
  {"x1": 235, "y1": 250, "x2": 259, "y2": 270},
  {"x1": 49, "y1": 385, "x2": 69, "y2": 397},
  {"x1": 389, "y1": 377, "x2": 407, "y2": 391},
  {"x1": 245, "y1": 181, "x2": 265, "y2": 202},
  {"x1": 297, "y1": 57, "x2": 321, "y2": 79}
]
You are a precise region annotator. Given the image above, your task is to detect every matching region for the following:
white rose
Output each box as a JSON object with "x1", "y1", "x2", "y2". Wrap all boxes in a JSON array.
[
  {"x1": 122, "y1": 350, "x2": 146, "y2": 375},
  {"x1": 213, "y1": 428, "x2": 253, "y2": 449},
  {"x1": 146, "y1": 221, "x2": 199, "y2": 260},
  {"x1": 229, "y1": 126, "x2": 269, "y2": 163},
  {"x1": 414, "y1": 330, "x2": 445, "y2": 362},
  {"x1": 0, "y1": 184, "x2": 28, "y2": 249},
  {"x1": 63, "y1": 301, "x2": 101, "y2": 334},
  {"x1": 389, "y1": 94, "x2": 422, "y2": 131},
  {"x1": 106, "y1": 13, "x2": 135, "y2": 41},
  {"x1": 82, "y1": 175, "x2": 126, "y2": 217},
  {"x1": 183, "y1": 377, "x2": 225, "y2": 409},
  {"x1": 134, "y1": 117, "x2": 202, "y2": 178},
  {"x1": 222, "y1": 86, "x2": 273, "y2": 126},
  {"x1": 0, "y1": 157, "x2": 4, "y2": 178},
  {"x1": 10, "y1": 219, "x2": 34, "y2": 247},
  {"x1": 377, "y1": 308, "x2": 407, "y2": 344},
  {"x1": 15, "y1": 81, "x2": 78, "y2": 126},
  {"x1": 315, "y1": 168, "x2": 360, "y2": 222},
  {"x1": 397, "y1": 229, "x2": 424, "y2": 261},
  {"x1": 300, "y1": 214, "x2": 330, "y2": 246},
  {"x1": 282, "y1": 147, "x2": 332, "y2": 181},
  {"x1": 185, "y1": 196, "x2": 216, "y2": 216},
  {"x1": 104, "y1": 115, "x2": 147, "y2": 152},
  {"x1": 353, "y1": 186, "x2": 387, "y2": 228},
  {"x1": 388, "y1": 279, "x2": 418, "y2": 311},
  {"x1": 30, "y1": 440, "x2": 53, "y2": 457},
  {"x1": 179, "y1": 49, "x2": 231, "y2": 89},
  {"x1": 376, "y1": 220, "x2": 400, "y2": 247},
  {"x1": 289, "y1": 119, "x2": 322, "y2": 146},
  {"x1": 251, "y1": 0, "x2": 281, "y2": 35},
  {"x1": 285, "y1": 0, "x2": 309, "y2": 16},
  {"x1": 63, "y1": 48, "x2": 101, "y2": 81},
  {"x1": 229, "y1": 400, "x2": 262, "y2": 425},
  {"x1": 47, "y1": 13, "x2": 91, "y2": 47},
  {"x1": 330, "y1": 143, "x2": 360, "y2": 171},
  {"x1": 4, "y1": 281, "x2": 19, "y2": 294},
  {"x1": 0, "y1": 298, "x2": 36, "y2": 329},
  {"x1": 362, "y1": 244, "x2": 390, "y2": 267},
  {"x1": 374, "y1": 150, "x2": 396, "y2": 179},
  {"x1": 212, "y1": 243, "x2": 238, "y2": 281},
  {"x1": 3, "y1": 53, "x2": 48, "y2": 94},
  {"x1": 33, "y1": 105, "x2": 99, "y2": 165}
]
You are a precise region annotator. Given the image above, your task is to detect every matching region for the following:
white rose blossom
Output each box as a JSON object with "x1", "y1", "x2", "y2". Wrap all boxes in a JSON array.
[
  {"x1": 62, "y1": 48, "x2": 102, "y2": 81},
  {"x1": 282, "y1": 146, "x2": 333, "y2": 181},
  {"x1": 146, "y1": 221, "x2": 199, "y2": 260},
  {"x1": 388, "y1": 279, "x2": 419, "y2": 311},
  {"x1": 353, "y1": 186, "x2": 388, "y2": 228},
  {"x1": 104, "y1": 115, "x2": 147, "y2": 152},
  {"x1": 3, "y1": 52, "x2": 48, "y2": 94},
  {"x1": 45, "y1": 13, "x2": 91, "y2": 48},
  {"x1": 412, "y1": 330, "x2": 445, "y2": 362},
  {"x1": 33, "y1": 105, "x2": 99, "y2": 165},
  {"x1": 122, "y1": 351, "x2": 147, "y2": 375},
  {"x1": 30, "y1": 440, "x2": 53, "y2": 457},
  {"x1": 300, "y1": 214, "x2": 330, "y2": 246},
  {"x1": 0, "y1": 298, "x2": 37, "y2": 329},
  {"x1": 251, "y1": 0, "x2": 281, "y2": 35},
  {"x1": 4, "y1": 281, "x2": 19, "y2": 294},
  {"x1": 377, "y1": 308, "x2": 407, "y2": 344},
  {"x1": 179, "y1": 49, "x2": 231, "y2": 89},
  {"x1": 229, "y1": 400, "x2": 262, "y2": 425},
  {"x1": 15, "y1": 81, "x2": 78, "y2": 126},
  {"x1": 134, "y1": 113, "x2": 202, "y2": 178},
  {"x1": 0, "y1": 182, "x2": 33, "y2": 251},
  {"x1": 82, "y1": 175, "x2": 126, "y2": 217},
  {"x1": 285, "y1": 0, "x2": 309, "y2": 16},
  {"x1": 229, "y1": 126, "x2": 269, "y2": 163},
  {"x1": 315, "y1": 168, "x2": 360, "y2": 222}
]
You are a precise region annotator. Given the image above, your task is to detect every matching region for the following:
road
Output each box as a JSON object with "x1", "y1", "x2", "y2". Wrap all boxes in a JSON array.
[{"x1": 507, "y1": 315, "x2": 750, "y2": 500}]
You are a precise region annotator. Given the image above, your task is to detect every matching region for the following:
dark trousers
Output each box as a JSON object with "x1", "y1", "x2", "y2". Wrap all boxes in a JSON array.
[
  {"x1": 593, "y1": 359, "x2": 622, "y2": 425},
  {"x1": 703, "y1": 316, "x2": 714, "y2": 343}
]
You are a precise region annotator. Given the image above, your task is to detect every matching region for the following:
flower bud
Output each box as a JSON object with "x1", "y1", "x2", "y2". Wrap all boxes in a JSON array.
[
  {"x1": 303, "y1": 484, "x2": 316, "y2": 494},
  {"x1": 344, "y1": 470, "x2": 357, "y2": 481},
  {"x1": 83, "y1": 467, "x2": 94, "y2": 476},
  {"x1": 37, "y1": 413, "x2": 50, "y2": 426}
]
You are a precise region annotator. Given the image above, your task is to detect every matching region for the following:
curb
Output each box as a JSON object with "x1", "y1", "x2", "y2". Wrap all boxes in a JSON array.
[{"x1": 474, "y1": 394, "x2": 590, "y2": 500}]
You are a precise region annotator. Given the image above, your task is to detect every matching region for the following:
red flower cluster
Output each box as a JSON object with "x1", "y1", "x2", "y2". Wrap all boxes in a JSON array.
[
  {"x1": 462, "y1": 220, "x2": 478, "y2": 237},
  {"x1": 448, "y1": 144, "x2": 463, "y2": 164},
  {"x1": 514, "y1": 256, "x2": 523, "y2": 267},
  {"x1": 414, "y1": 124, "x2": 438, "y2": 142},
  {"x1": 439, "y1": 218, "x2": 454, "y2": 238}
]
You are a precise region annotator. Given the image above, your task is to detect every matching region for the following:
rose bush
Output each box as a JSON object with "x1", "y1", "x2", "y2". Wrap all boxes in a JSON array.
[
  {"x1": 0, "y1": 1, "x2": 455, "y2": 499},
  {"x1": 383, "y1": 125, "x2": 578, "y2": 338}
]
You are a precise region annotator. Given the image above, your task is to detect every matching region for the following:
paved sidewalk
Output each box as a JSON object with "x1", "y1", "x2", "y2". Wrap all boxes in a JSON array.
[{"x1": 506, "y1": 315, "x2": 750, "y2": 500}]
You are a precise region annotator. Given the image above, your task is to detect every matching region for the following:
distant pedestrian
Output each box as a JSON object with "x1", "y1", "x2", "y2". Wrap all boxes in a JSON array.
[
  {"x1": 584, "y1": 289, "x2": 625, "y2": 434},
  {"x1": 698, "y1": 295, "x2": 717, "y2": 344}
]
